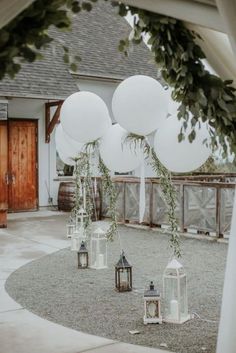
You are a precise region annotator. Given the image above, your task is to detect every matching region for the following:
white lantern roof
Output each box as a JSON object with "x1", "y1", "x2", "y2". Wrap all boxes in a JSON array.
[
  {"x1": 94, "y1": 227, "x2": 105, "y2": 235},
  {"x1": 78, "y1": 241, "x2": 88, "y2": 253},
  {"x1": 78, "y1": 207, "x2": 87, "y2": 215},
  {"x1": 144, "y1": 281, "x2": 160, "y2": 297},
  {"x1": 166, "y1": 258, "x2": 183, "y2": 270},
  {"x1": 116, "y1": 251, "x2": 132, "y2": 269}
]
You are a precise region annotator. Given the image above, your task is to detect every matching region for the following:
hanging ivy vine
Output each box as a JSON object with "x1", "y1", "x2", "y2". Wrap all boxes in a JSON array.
[
  {"x1": 1, "y1": 0, "x2": 236, "y2": 156},
  {"x1": 72, "y1": 141, "x2": 118, "y2": 241},
  {"x1": 98, "y1": 155, "x2": 118, "y2": 241},
  {"x1": 112, "y1": 2, "x2": 236, "y2": 159},
  {"x1": 125, "y1": 134, "x2": 181, "y2": 258},
  {"x1": 0, "y1": 0, "x2": 107, "y2": 79},
  {"x1": 72, "y1": 151, "x2": 94, "y2": 231}
]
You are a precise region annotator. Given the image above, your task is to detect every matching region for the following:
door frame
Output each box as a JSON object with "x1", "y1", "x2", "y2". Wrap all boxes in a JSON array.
[{"x1": 7, "y1": 118, "x2": 39, "y2": 212}]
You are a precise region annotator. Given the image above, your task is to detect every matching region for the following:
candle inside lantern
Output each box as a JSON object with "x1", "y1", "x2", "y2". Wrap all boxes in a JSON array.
[
  {"x1": 80, "y1": 253, "x2": 87, "y2": 267},
  {"x1": 120, "y1": 280, "x2": 128, "y2": 290},
  {"x1": 170, "y1": 299, "x2": 179, "y2": 321},
  {"x1": 98, "y1": 254, "x2": 104, "y2": 268}
]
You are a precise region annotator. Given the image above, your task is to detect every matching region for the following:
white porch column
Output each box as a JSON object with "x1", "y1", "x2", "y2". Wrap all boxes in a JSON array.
[
  {"x1": 216, "y1": 188, "x2": 236, "y2": 353},
  {"x1": 216, "y1": 0, "x2": 236, "y2": 57}
]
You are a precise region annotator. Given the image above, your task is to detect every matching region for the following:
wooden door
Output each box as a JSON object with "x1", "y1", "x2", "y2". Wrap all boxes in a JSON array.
[
  {"x1": 0, "y1": 121, "x2": 8, "y2": 226},
  {"x1": 8, "y1": 120, "x2": 38, "y2": 211}
]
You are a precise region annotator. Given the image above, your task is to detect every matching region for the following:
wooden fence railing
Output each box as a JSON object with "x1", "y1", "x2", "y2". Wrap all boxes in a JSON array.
[{"x1": 101, "y1": 177, "x2": 236, "y2": 238}]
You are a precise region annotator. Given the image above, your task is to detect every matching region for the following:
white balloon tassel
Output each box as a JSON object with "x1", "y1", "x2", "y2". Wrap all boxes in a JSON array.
[{"x1": 139, "y1": 156, "x2": 146, "y2": 223}]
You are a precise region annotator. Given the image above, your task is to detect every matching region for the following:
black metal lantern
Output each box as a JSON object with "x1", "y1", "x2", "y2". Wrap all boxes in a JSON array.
[
  {"x1": 115, "y1": 251, "x2": 132, "y2": 292},
  {"x1": 77, "y1": 241, "x2": 88, "y2": 269}
]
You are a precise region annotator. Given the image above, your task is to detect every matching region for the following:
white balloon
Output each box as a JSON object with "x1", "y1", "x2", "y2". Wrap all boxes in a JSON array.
[
  {"x1": 154, "y1": 116, "x2": 211, "y2": 173},
  {"x1": 99, "y1": 124, "x2": 143, "y2": 173},
  {"x1": 57, "y1": 148, "x2": 75, "y2": 166},
  {"x1": 55, "y1": 124, "x2": 83, "y2": 159},
  {"x1": 60, "y1": 91, "x2": 111, "y2": 143},
  {"x1": 112, "y1": 75, "x2": 169, "y2": 136}
]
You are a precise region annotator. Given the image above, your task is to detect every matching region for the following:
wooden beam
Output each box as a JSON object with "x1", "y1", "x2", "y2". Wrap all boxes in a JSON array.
[
  {"x1": 45, "y1": 100, "x2": 63, "y2": 143},
  {"x1": 0, "y1": 0, "x2": 35, "y2": 29},
  {"x1": 120, "y1": 0, "x2": 226, "y2": 33}
]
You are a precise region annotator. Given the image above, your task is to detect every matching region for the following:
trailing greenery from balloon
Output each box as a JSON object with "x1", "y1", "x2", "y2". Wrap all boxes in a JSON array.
[
  {"x1": 1, "y1": 0, "x2": 236, "y2": 157},
  {"x1": 98, "y1": 155, "x2": 118, "y2": 241},
  {"x1": 112, "y1": 2, "x2": 236, "y2": 159},
  {"x1": 126, "y1": 133, "x2": 181, "y2": 258},
  {"x1": 72, "y1": 152, "x2": 93, "y2": 231},
  {"x1": 72, "y1": 140, "x2": 118, "y2": 241}
]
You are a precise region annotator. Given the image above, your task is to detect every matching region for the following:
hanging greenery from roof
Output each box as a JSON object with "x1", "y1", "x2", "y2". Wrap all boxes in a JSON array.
[
  {"x1": 0, "y1": 0, "x2": 236, "y2": 156},
  {"x1": 112, "y1": 2, "x2": 236, "y2": 160}
]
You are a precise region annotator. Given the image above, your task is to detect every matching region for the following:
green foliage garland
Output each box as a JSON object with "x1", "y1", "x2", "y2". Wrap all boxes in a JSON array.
[
  {"x1": 72, "y1": 152, "x2": 93, "y2": 231},
  {"x1": 126, "y1": 134, "x2": 181, "y2": 258},
  {"x1": 1, "y1": 0, "x2": 236, "y2": 157},
  {"x1": 72, "y1": 140, "x2": 118, "y2": 241},
  {"x1": 98, "y1": 155, "x2": 118, "y2": 241},
  {"x1": 113, "y1": 2, "x2": 236, "y2": 159},
  {"x1": 0, "y1": 0, "x2": 102, "y2": 79}
]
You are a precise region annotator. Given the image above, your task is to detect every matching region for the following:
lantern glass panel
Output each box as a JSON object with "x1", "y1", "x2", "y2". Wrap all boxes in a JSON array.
[
  {"x1": 116, "y1": 268, "x2": 132, "y2": 291},
  {"x1": 80, "y1": 253, "x2": 87, "y2": 267},
  {"x1": 90, "y1": 232, "x2": 107, "y2": 269},
  {"x1": 78, "y1": 253, "x2": 88, "y2": 268},
  {"x1": 164, "y1": 277, "x2": 178, "y2": 320},
  {"x1": 180, "y1": 275, "x2": 188, "y2": 319},
  {"x1": 146, "y1": 301, "x2": 158, "y2": 318},
  {"x1": 67, "y1": 224, "x2": 75, "y2": 237}
]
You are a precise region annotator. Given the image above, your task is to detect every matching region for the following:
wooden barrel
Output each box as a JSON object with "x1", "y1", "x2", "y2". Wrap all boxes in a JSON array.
[
  {"x1": 58, "y1": 182, "x2": 75, "y2": 211},
  {"x1": 57, "y1": 180, "x2": 101, "y2": 219}
]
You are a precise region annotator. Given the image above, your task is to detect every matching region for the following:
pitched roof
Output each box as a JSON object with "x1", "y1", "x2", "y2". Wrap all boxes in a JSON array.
[{"x1": 0, "y1": 1, "x2": 158, "y2": 99}]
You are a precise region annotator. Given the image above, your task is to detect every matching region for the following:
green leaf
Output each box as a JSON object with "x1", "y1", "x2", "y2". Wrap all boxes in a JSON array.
[{"x1": 70, "y1": 62, "x2": 77, "y2": 71}]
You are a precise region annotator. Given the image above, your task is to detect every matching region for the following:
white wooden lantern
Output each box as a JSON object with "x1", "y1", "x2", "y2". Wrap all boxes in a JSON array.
[
  {"x1": 71, "y1": 208, "x2": 87, "y2": 251},
  {"x1": 90, "y1": 227, "x2": 107, "y2": 269},
  {"x1": 66, "y1": 218, "x2": 75, "y2": 238},
  {"x1": 143, "y1": 281, "x2": 162, "y2": 324},
  {"x1": 163, "y1": 259, "x2": 190, "y2": 324}
]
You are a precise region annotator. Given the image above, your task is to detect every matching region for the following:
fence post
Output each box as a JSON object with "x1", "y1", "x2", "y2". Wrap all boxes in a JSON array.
[
  {"x1": 123, "y1": 181, "x2": 126, "y2": 224},
  {"x1": 179, "y1": 183, "x2": 185, "y2": 233},
  {"x1": 216, "y1": 186, "x2": 222, "y2": 238},
  {"x1": 149, "y1": 180, "x2": 154, "y2": 228}
]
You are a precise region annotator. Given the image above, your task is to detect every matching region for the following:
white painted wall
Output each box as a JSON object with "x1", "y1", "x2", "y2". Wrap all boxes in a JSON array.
[
  {"x1": 3, "y1": 77, "x2": 157, "y2": 210},
  {"x1": 76, "y1": 77, "x2": 119, "y2": 122}
]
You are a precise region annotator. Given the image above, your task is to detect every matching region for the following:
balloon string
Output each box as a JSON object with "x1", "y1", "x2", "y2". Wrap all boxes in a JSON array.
[{"x1": 139, "y1": 154, "x2": 146, "y2": 223}]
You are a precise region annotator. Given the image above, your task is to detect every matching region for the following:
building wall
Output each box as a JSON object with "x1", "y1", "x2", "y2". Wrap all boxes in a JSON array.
[
  {"x1": 1, "y1": 78, "x2": 157, "y2": 210},
  {"x1": 76, "y1": 77, "x2": 118, "y2": 122}
]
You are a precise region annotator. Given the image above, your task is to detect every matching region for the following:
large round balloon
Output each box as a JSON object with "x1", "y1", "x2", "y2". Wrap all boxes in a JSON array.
[
  {"x1": 154, "y1": 116, "x2": 211, "y2": 173},
  {"x1": 57, "y1": 148, "x2": 75, "y2": 166},
  {"x1": 60, "y1": 91, "x2": 111, "y2": 143},
  {"x1": 55, "y1": 124, "x2": 83, "y2": 159},
  {"x1": 112, "y1": 75, "x2": 169, "y2": 136},
  {"x1": 99, "y1": 124, "x2": 143, "y2": 173}
]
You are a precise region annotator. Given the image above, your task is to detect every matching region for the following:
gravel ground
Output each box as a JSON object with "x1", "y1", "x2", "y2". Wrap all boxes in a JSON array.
[{"x1": 6, "y1": 225, "x2": 227, "y2": 353}]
